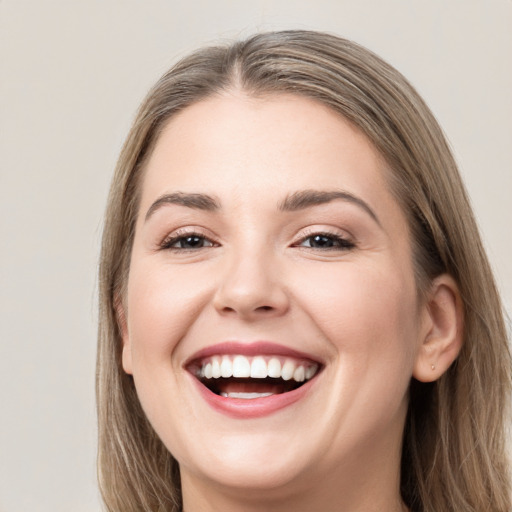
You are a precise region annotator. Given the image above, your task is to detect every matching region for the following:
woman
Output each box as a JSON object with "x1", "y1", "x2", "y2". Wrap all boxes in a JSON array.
[{"x1": 97, "y1": 30, "x2": 511, "y2": 511}]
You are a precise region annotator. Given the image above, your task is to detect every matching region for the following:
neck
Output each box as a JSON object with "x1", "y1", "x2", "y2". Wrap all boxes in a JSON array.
[{"x1": 182, "y1": 483, "x2": 407, "y2": 512}]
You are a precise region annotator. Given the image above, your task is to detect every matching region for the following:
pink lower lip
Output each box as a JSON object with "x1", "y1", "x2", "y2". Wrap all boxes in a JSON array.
[{"x1": 190, "y1": 374, "x2": 317, "y2": 419}]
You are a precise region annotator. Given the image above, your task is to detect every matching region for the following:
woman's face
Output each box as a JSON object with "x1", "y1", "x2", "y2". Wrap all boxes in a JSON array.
[{"x1": 121, "y1": 93, "x2": 429, "y2": 497}]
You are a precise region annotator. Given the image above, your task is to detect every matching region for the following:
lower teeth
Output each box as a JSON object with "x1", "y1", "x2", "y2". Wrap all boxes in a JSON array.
[{"x1": 220, "y1": 392, "x2": 274, "y2": 399}]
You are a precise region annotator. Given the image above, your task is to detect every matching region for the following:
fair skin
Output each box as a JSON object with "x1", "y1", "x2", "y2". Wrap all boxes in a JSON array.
[{"x1": 119, "y1": 92, "x2": 462, "y2": 512}]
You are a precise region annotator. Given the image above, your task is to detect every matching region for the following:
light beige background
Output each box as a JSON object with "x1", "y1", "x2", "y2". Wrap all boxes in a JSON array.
[{"x1": 1, "y1": 1, "x2": 510, "y2": 511}]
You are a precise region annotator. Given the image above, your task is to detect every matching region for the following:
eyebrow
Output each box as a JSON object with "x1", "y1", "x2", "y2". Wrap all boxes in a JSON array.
[
  {"x1": 144, "y1": 189, "x2": 380, "y2": 226},
  {"x1": 145, "y1": 192, "x2": 220, "y2": 221},
  {"x1": 278, "y1": 189, "x2": 380, "y2": 225}
]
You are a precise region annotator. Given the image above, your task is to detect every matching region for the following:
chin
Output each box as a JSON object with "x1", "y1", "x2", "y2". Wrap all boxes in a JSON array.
[{"x1": 180, "y1": 441, "x2": 315, "y2": 496}]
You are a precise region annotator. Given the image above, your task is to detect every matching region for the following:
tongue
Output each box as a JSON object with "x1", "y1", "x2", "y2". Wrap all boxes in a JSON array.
[{"x1": 217, "y1": 378, "x2": 291, "y2": 396}]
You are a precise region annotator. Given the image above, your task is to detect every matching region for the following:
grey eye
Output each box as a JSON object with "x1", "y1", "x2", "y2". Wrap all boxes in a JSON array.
[
  {"x1": 162, "y1": 233, "x2": 215, "y2": 250},
  {"x1": 299, "y1": 234, "x2": 354, "y2": 250},
  {"x1": 174, "y1": 235, "x2": 211, "y2": 249}
]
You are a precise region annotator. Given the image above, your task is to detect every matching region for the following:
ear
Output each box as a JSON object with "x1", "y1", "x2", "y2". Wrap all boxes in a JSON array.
[
  {"x1": 413, "y1": 274, "x2": 464, "y2": 382},
  {"x1": 115, "y1": 294, "x2": 133, "y2": 375}
]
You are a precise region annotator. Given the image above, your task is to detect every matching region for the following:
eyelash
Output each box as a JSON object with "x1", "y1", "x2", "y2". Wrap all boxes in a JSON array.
[
  {"x1": 159, "y1": 230, "x2": 217, "y2": 251},
  {"x1": 159, "y1": 229, "x2": 354, "y2": 252},
  {"x1": 294, "y1": 231, "x2": 355, "y2": 251}
]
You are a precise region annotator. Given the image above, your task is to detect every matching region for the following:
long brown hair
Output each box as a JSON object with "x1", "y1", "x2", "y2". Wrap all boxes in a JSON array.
[{"x1": 97, "y1": 30, "x2": 511, "y2": 511}]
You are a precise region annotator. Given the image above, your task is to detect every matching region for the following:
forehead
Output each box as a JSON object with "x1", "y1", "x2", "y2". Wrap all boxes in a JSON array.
[{"x1": 139, "y1": 93, "x2": 395, "y2": 213}]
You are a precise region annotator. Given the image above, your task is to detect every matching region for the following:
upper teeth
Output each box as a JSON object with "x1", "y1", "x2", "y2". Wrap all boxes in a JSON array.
[{"x1": 197, "y1": 355, "x2": 318, "y2": 383}]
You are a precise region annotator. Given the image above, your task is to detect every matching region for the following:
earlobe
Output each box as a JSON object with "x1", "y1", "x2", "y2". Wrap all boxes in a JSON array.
[
  {"x1": 115, "y1": 295, "x2": 133, "y2": 375},
  {"x1": 413, "y1": 274, "x2": 464, "y2": 383}
]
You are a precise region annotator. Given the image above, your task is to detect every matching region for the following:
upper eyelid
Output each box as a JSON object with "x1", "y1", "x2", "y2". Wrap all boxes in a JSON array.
[
  {"x1": 163, "y1": 226, "x2": 214, "y2": 239},
  {"x1": 294, "y1": 226, "x2": 353, "y2": 241},
  {"x1": 159, "y1": 227, "x2": 218, "y2": 248}
]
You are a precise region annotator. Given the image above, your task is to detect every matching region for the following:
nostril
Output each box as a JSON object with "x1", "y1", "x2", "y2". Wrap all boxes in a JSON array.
[{"x1": 213, "y1": 282, "x2": 290, "y2": 317}]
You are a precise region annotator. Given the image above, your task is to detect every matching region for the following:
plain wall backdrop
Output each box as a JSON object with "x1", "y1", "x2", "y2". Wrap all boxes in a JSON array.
[{"x1": 1, "y1": 1, "x2": 510, "y2": 510}]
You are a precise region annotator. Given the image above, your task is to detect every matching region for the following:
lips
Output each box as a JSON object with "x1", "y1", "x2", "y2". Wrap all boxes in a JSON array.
[{"x1": 185, "y1": 342, "x2": 322, "y2": 418}]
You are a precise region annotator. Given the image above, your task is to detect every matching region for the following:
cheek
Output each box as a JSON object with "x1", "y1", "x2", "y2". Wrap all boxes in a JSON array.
[
  {"x1": 297, "y1": 260, "x2": 420, "y2": 433},
  {"x1": 123, "y1": 262, "x2": 213, "y2": 447},
  {"x1": 125, "y1": 260, "x2": 213, "y2": 369},
  {"x1": 292, "y1": 260, "x2": 420, "y2": 364}
]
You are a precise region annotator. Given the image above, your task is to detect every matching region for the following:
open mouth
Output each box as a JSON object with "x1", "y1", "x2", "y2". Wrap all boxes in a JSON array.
[{"x1": 188, "y1": 355, "x2": 320, "y2": 399}]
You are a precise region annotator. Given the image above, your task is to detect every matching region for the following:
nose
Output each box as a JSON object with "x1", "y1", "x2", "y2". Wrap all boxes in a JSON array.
[{"x1": 212, "y1": 247, "x2": 290, "y2": 320}]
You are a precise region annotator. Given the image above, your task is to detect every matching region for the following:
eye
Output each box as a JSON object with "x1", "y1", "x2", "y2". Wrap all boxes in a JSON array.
[
  {"x1": 296, "y1": 232, "x2": 354, "y2": 250},
  {"x1": 160, "y1": 232, "x2": 217, "y2": 251}
]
